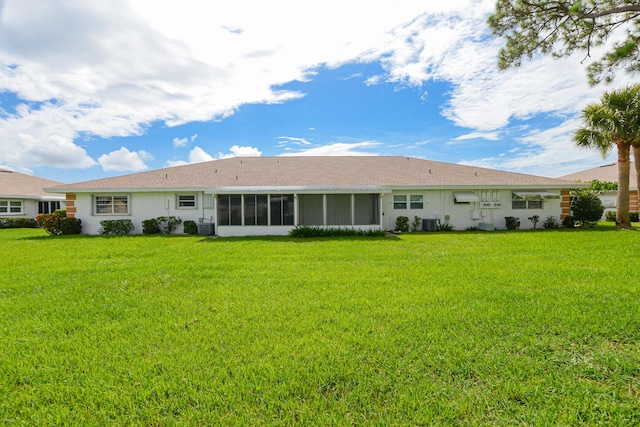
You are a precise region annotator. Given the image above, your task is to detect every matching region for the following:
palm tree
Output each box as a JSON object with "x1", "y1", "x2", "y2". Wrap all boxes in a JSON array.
[{"x1": 573, "y1": 84, "x2": 640, "y2": 230}]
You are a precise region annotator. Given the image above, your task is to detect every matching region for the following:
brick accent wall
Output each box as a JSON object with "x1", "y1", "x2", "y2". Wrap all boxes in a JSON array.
[
  {"x1": 561, "y1": 189, "x2": 572, "y2": 219},
  {"x1": 65, "y1": 193, "x2": 76, "y2": 218}
]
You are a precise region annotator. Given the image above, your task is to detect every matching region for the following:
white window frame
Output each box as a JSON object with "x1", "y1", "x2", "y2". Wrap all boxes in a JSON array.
[
  {"x1": 0, "y1": 200, "x2": 23, "y2": 215},
  {"x1": 393, "y1": 195, "x2": 407, "y2": 209},
  {"x1": 94, "y1": 195, "x2": 130, "y2": 215},
  {"x1": 410, "y1": 195, "x2": 424, "y2": 209},
  {"x1": 512, "y1": 193, "x2": 543, "y2": 210},
  {"x1": 177, "y1": 194, "x2": 197, "y2": 209}
]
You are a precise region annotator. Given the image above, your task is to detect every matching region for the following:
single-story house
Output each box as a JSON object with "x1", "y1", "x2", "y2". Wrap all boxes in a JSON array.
[
  {"x1": 46, "y1": 156, "x2": 581, "y2": 236},
  {"x1": 0, "y1": 168, "x2": 66, "y2": 218},
  {"x1": 561, "y1": 162, "x2": 638, "y2": 215}
]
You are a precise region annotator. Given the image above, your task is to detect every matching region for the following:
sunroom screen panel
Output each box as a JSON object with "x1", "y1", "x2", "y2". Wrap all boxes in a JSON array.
[
  {"x1": 298, "y1": 194, "x2": 324, "y2": 225},
  {"x1": 327, "y1": 194, "x2": 351, "y2": 225}
]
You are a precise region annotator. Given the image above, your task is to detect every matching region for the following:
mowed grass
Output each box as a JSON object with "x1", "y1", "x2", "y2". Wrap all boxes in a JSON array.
[{"x1": 1, "y1": 227, "x2": 639, "y2": 426}]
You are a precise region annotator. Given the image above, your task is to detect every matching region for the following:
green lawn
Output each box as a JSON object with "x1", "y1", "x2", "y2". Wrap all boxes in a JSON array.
[{"x1": 1, "y1": 227, "x2": 639, "y2": 425}]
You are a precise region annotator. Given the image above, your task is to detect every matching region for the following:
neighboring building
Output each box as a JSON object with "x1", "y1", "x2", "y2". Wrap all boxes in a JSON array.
[
  {"x1": 561, "y1": 162, "x2": 638, "y2": 214},
  {"x1": 46, "y1": 156, "x2": 581, "y2": 236},
  {"x1": 0, "y1": 169, "x2": 66, "y2": 219}
]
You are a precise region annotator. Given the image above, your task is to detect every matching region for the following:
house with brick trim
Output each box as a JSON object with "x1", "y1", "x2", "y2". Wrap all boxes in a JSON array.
[
  {"x1": 561, "y1": 162, "x2": 638, "y2": 215},
  {"x1": 46, "y1": 156, "x2": 581, "y2": 236},
  {"x1": 0, "y1": 169, "x2": 66, "y2": 219}
]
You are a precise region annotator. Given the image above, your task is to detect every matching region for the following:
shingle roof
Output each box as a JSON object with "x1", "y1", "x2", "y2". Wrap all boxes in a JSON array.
[
  {"x1": 561, "y1": 162, "x2": 637, "y2": 190},
  {"x1": 0, "y1": 169, "x2": 65, "y2": 199},
  {"x1": 47, "y1": 156, "x2": 580, "y2": 193}
]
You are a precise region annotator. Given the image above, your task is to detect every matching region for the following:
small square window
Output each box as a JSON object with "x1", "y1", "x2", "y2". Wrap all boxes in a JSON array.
[
  {"x1": 393, "y1": 195, "x2": 407, "y2": 209},
  {"x1": 410, "y1": 195, "x2": 424, "y2": 209},
  {"x1": 177, "y1": 194, "x2": 196, "y2": 209}
]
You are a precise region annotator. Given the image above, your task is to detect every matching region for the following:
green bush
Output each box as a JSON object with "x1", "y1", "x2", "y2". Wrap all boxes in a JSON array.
[
  {"x1": 631, "y1": 212, "x2": 639, "y2": 222},
  {"x1": 183, "y1": 220, "x2": 198, "y2": 235},
  {"x1": 605, "y1": 211, "x2": 616, "y2": 222},
  {"x1": 289, "y1": 226, "x2": 386, "y2": 238},
  {"x1": 528, "y1": 215, "x2": 540, "y2": 229},
  {"x1": 99, "y1": 219, "x2": 134, "y2": 235},
  {"x1": 562, "y1": 215, "x2": 576, "y2": 228},
  {"x1": 142, "y1": 218, "x2": 161, "y2": 234},
  {"x1": 412, "y1": 216, "x2": 422, "y2": 231},
  {"x1": 60, "y1": 218, "x2": 82, "y2": 235},
  {"x1": 395, "y1": 216, "x2": 409, "y2": 232},
  {"x1": 0, "y1": 218, "x2": 38, "y2": 229},
  {"x1": 157, "y1": 216, "x2": 182, "y2": 234},
  {"x1": 542, "y1": 216, "x2": 559, "y2": 229},
  {"x1": 504, "y1": 216, "x2": 520, "y2": 230},
  {"x1": 53, "y1": 209, "x2": 66, "y2": 217},
  {"x1": 572, "y1": 192, "x2": 604, "y2": 227},
  {"x1": 438, "y1": 223, "x2": 454, "y2": 232}
]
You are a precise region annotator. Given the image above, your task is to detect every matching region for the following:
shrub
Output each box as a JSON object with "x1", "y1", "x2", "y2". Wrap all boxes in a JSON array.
[
  {"x1": 36, "y1": 213, "x2": 63, "y2": 235},
  {"x1": 438, "y1": 223, "x2": 454, "y2": 232},
  {"x1": 0, "y1": 217, "x2": 38, "y2": 229},
  {"x1": 562, "y1": 215, "x2": 576, "y2": 228},
  {"x1": 395, "y1": 216, "x2": 409, "y2": 232},
  {"x1": 528, "y1": 215, "x2": 540, "y2": 229},
  {"x1": 142, "y1": 218, "x2": 161, "y2": 234},
  {"x1": 157, "y1": 216, "x2": 182, "y2": 234},
  {"x1": 572, "y1": 192, "x2": 604, "y2": 227},
  {"x1": 542, "y1": 216, "x2": 559, "y2": 229},
  {"x1": 53, "y1": 209, "x2": 66, "y2": 217},
  {"x1": 504, "y1": 216, "x2": 520, "y2": 230},
  {"x1": 60, "y1": 217, "x2": 82, "y2": 235},
  {"x1": 605, "y1": 211, "x2": 616, "y2": 222},
  {"x1": 412, "y1": 216, "x2": 422, "y2": 232},
  {"x1": 99, "y1": 219, "x2": 134, "y2": 235},
  {"x1": 183, "y1": 220, "x2": 198, "y2": 235},
  {"x1": 631, "y1": 212, "x2": 639, "y2": 223},
  {"x1": 289, "y1": 226, "x2": 386, "y2": 238}
]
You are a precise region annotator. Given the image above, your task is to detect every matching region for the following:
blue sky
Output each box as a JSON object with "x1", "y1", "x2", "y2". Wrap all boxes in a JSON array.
[{"x1": 0, "y1": 0, "x2": 636, "y2": 183}]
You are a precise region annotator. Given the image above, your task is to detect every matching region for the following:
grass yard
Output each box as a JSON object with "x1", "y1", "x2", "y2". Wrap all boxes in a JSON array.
[{"x1": 1, "y1": 227, "x2": 639, "y2": 425}]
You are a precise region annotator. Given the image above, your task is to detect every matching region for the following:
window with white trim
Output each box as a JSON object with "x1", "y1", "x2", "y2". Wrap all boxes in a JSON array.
[
  {"x1": 394, "y1": 194, "x2": 423, "y2": 209},
  {"x1": 0, "y1": 200, "x2": 23, "y2": 215},
  {"x1": 393, "y1": 195, "x2": 407, "y2": 209},
  {"x1": 38, "y1": 201, "x2": 61, "y2": 214},
  {"x1": 94, "y1": 195, "x2": 129, "y2": 215},
  {"x1": 177, "y1": 194, "x2": 196, "y2": 209},
  {"x1": 512, "y1": 193, "x2": 543, "y2": 210},
  {"x1": 410, "y1": 195, "x2": 424, "y2": 209}
]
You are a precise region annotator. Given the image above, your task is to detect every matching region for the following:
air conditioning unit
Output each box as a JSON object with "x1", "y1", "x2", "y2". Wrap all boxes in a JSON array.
[{"x1": 422, "y1": 218, "x2": 439, "y2": 232}]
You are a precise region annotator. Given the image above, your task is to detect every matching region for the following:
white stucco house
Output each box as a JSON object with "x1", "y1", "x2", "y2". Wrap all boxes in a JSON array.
[
  {"x1": 46, "y1": 156, "x2": 581, "y2": 236},
  {"x1": 0, "y1": 168, "x2": 66, "y2": 219}
]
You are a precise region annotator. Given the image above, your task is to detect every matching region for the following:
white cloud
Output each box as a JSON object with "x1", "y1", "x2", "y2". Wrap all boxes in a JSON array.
[
  {"x1": 454, "y1": 131, "x2": 500, "y2": 142},
  {"x1": 277, "y1": 136, "x2": 313, "y2": 147},
  {"x1": 280, "y1": 141, "x2": 380, "y2": 156},
  {"x1": 98, "y1": 147, "x2": 150, "y2": 172},
  {"x1": 218, "y1": 145, "x2": 262, "y2": 159},
  {"x1": 173, "y1": 137, "x2": 188, "y2": 148},
  {"x1": 188, "y1": 146, "x2": 215, "y2": 163}
]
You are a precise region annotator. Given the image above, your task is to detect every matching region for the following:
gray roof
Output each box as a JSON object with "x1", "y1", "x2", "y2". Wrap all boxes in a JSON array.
[
  {"x1": 47, "y1": 156, "x2": 580, "y2": 193},
  {"x1": 0, "y1": 169, "x2": 65, "y2": 199},
  {"x1": 561, "y1": 162, "x2": 637, "y2": 190}
]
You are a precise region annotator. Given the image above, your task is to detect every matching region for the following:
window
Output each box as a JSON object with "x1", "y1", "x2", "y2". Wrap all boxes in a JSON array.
[
  {"x1": 94, "y1": 196, "x2": 129, "y2": 215},
  {"x1": 244, "y1": 194, "x2": 269, "y2": 226},
  {"x1": 394, "y1": 194, "x2": 423, "y2": 209},
  {"x1": 0, "y1": 200, "x2": 23, "y2": 214},
  {"x1": 512, "y1": 193, "x2": 543, "y2": 210},
  {"x1": 218, "y1": 195, "x2": 242, "y2": 226},
  {"x1": 177, "y1": 194, "x2": 196, "y2": 209},
  {"x1": 410, "y1": 195, "x2": 424, "y2": 209},
  {"x1": 270, "y1": 194, "x2": 294, "y2": 226},
  {"x1": 393, "y1": 195, "x2": 407, "y2": 209},
  {"x1": 38, "y1": 201, "x2": 61, "y2": 214}
]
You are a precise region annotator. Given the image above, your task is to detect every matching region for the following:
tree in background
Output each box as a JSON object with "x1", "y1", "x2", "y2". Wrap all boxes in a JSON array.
[
  {"x1": 488, "y1": 1, "x2": 640, "y2": 85},
  {"x1": 573, "y1": 84, "x2": 640, "y2": 229}
]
